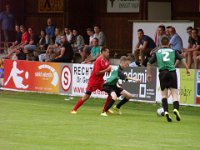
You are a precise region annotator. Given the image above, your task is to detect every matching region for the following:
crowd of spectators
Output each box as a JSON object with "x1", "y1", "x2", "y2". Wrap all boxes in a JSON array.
[
  {"x1": 1, "y1": 17, "x2": 107, "y2": 64},
  {"x1": 0, "y1": 4, "x2": 200, "y2": 68},
  {"x1": 133, "y1": 25, "x2": 200, "y2": 69}
]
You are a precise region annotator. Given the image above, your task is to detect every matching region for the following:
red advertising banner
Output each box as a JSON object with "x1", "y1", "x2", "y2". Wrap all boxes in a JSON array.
[{"x1": 4, "y1": 60, "x2": 60, "y2": 93}]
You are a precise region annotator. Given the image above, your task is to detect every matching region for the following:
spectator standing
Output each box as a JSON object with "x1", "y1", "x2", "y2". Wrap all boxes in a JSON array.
[
  {"x1": 0, "y1": 4, "x2": 15, "y2": 50},
  {"x1": 45, "y1": 18, "x2": 55, "y2": 45}
]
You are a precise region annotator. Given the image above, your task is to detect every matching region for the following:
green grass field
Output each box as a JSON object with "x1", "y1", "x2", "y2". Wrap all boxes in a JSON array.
[{"x1": 0, "y1": 91, "x2": 200, "y2": 150}]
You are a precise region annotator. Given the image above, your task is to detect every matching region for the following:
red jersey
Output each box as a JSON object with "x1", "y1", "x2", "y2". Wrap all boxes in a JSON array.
[
  {"x1": 88, "y1": 56, "x2": 110, "y2": 86},
  {"x1": 21, "y1": 32, "x2": 30, "y2": 44}
]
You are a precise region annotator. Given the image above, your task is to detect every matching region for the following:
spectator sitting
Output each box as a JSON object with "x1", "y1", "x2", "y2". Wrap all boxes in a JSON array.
[
  {"x1": 71, "y1": 29, "x2": 85, "y2": 53},
  {"x1": 38, "y1": 29, "x2": 47, "y2": 51},
  {"x1": 182, "y1": 26, "x2": 193, "y2": 67},
  {"x1": 134, "y1": 29, "x2": 156, "y2": 66},
  {"x1": 155, "y1": 25, "x2": 166, "y2": 47},
  {"x1": 80, "y1": 28, "x2": 95, "y2": 62},
  {"x1": 64, "y1": 27, "x2": 73, "y2": 43},
  {"x1": 182, "y1": 28, "x2": 200, "y2": 69},
  {"x1": 35, "y1": 29, "x2": 47, "y2": 61},
  {"x1": 94, "y1": 25, "x2": 106, "y2": 46},
  {"x1": 9, "y1": 24, "x2": 22, "y2": 50},
  {"x1": 82, "y1": 38, "x2": 100, "y2": 64},
  {"x1": 52, "y1": 35, "x2": 73, "y2": 63},
  {"x1": 151, "y1": 25, "x2": 166, "y2": 55},
  {"x1": 3, "y1": 25, "x2": 30, "y2": 59},
  {"x1": 168, "y1": 26, "x2": 183, "y2": 53},
  {"x1": 165, "y1": 26, "x2": 171, "y2": 39},
  {"x1": 23, "y1": 27, "x2": 39, "y2": 60},
  {"x1": 45, "y1": 27, "x2": 61, "y2": 61}
]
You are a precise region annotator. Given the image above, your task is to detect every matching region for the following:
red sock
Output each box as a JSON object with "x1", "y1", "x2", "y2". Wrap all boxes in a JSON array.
[
  {"x1": 103, "y1": 96, "x2": 112, "y2": 111},
  {"x1": 72, "y1": 98, "x2": 84, "y2": 111}
]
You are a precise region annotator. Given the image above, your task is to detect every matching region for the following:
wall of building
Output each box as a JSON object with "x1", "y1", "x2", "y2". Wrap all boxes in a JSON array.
[{"x1": 1, "y1": 0, "x2": 200, "y2": 56}]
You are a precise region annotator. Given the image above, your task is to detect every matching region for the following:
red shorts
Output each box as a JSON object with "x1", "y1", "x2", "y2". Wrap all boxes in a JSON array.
[{"x1": 86, "y1": 83, "x2": 103, "y2": 95}]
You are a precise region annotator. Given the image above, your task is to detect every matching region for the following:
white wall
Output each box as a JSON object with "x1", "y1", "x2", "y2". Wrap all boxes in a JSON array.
[{"x1": 132, "y1": 21, "x2": 194, "y2": 53}]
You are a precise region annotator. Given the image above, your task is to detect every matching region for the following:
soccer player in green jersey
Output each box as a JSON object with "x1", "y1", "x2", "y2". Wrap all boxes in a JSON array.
[
  {"x1": 101, "y1": 56, "x2": 140, "y2": 117},
  {"x1": 147, "y1": 37, "x2": 190, "y2": 122}
]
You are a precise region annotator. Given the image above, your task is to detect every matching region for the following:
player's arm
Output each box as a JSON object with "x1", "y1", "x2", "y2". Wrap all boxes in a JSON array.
[
  {"x1": 118, "y1": 68, "x2": 140, "y2": 82},
  {"x1": 175, "y1": 51, "x2": 190, "y2": 76},
  {"x1": 95, "y1": 59, "x2": 111, "y2": 75},
  {"x1": 147, "y1": 54, "x2": 156, "y2": 82},
  {"x1": 96, "y1": 66, "x2": 111, "y2": 75}
]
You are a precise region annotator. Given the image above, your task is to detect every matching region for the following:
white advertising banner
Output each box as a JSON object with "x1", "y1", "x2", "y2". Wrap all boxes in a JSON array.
[
  {"x1": 107, "y1": 0, "x2": 140, "y2": 13},
  {"x1": 72, "y1": 64, "x2": 117, "y2": 98}
]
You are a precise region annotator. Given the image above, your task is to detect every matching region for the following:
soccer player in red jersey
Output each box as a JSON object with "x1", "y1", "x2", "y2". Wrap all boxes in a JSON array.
[{"x1": 71, "y1": 47, "x2": 112, "y2": 114}]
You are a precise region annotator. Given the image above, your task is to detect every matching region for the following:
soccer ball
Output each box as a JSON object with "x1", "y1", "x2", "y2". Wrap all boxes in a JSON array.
[{"x1": 157, "y1": 107, "x2": 164, "y2": 116}]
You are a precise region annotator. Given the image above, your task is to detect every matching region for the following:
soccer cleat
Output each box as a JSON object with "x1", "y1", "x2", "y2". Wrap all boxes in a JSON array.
[
  {"x1": 165, "y1": 112, "x2": 172, "y2": 122},
  {"x1": 173, "y1": 109, "x2": 181, "y2": 121},
  {"x1": 71, "y1": 110, "x2": 77, "y2": 114},
  {"x1": 113, "y1": 105, "x2": 122, "y2": 115},
  {"x1": 107, "y1": 109, "x2": 114, "y2": 114},
  {"x1": 100, "y1": 112, "x2": 108, "y2": 117}
]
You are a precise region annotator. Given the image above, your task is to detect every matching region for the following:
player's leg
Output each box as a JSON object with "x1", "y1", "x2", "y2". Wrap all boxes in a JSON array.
[
  {"x1": 98, "y1": 84, "x2": 113, "y2": 113},
  {"x1": 102, "y1": 96, "x2": 113, "y2": 113},
  {"x1": 71, "y1": 93, "x2": 91, "y2": 114},
  {"x1": 113, "y1": 90, "x2": 132, "y2": 114},
  {"x1": 161, "y1": 89, "x2": 172, "y2": 122},
  {"x1": 168, "y1": 70, "x2": 181, "y2": 121},
  {"x1": 101, "y1": 91, "x2": 118, "y2": 116},
  {"x1": 159, "y1": 71, "x2": 172, "y2": 122},
  {"x1": 170, "y1": 88, "x2": 181, "y2": 121}
]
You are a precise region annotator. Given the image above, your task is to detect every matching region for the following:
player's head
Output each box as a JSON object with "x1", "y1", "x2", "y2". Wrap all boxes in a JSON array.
[
  {"x1": 120, "y1": 56, "x2": 131, "y2": 69},
  {"x1": 101, "y1": 47, "x2": 110, "y2": 59},
  {"x1": 161, "y1": 37, "x2": 170, "y2": 47}
]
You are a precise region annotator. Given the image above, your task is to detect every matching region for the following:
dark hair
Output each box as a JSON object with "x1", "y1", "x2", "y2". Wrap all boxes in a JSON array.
[
  {"x1": 158, "y1": 25, "x2": 165, "y2": 31},
  {"x1": 137, "y1": 29, "x2": 144, "y2": 34},
  {"x1": 161, "y1": 37, "x2": 169, "y2": 45},
  {"x1": 40, "y1": 29, "x2": 46, "y2": 35},
  {"x1": 101, "y1": 46, "x2": 109, "y2": 53},
  {"x1": 166, "y1": 26, "x2": 172, "y2": 29},
  {"x1": 187, "y1": 26, "x2": 193, "y2": 30},
  {"x1": 87, "y1": 28, "x2": 94, "y2": 32},
  {"x1": 92, "y1": 37, "x2": 99, "y2": 43},
  {"x1": 94, "y1": 25, "x2": 101, "y2": 29}
]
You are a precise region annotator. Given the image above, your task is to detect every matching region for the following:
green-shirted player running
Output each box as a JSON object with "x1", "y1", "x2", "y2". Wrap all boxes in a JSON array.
[
  {"x1": 101, "y1": 56, "x2": 140, "y2": 117},
  {"x1": 147, "y1": 37, "x2": 190, "y2": 122}
]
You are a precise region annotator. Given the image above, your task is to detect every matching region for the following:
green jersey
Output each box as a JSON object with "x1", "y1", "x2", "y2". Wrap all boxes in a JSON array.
[
  {"x1": 104, "y1": 65, "x2": 127, "y2": 86},
  {"x1": 148, "y1": 48, "x2": 183, "y2": 71}
]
